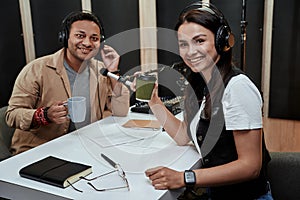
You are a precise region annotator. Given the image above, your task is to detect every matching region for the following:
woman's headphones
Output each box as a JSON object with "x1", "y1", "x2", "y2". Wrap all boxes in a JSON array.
[
  {"x1": 58, "y1": 10, "x2": 105, "y2": 48},
  {"x1": 180, "y1": 2, "x2": 235, "y2": 54}
]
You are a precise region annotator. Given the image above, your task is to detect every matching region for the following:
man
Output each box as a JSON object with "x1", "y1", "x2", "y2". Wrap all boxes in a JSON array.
[{"x1": 6, "y1": 11, "x2": 130, "y2": 155}]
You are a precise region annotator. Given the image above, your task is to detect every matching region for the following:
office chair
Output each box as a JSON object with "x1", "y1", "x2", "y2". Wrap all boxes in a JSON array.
[
  {"x1": 267, "y1": 152, "x2": 300, "y2": 199},
  {"x1": 0, "y1": 106, "x2": 15, "y2": 161}
]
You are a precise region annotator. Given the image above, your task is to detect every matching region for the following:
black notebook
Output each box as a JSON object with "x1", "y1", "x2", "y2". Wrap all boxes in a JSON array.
[{"x1": 19, "y1": 156, "x2": 92, "y2": 188}]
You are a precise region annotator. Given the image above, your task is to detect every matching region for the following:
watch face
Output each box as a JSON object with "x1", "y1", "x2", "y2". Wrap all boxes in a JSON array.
[{"x1": 184, "y1": 170, "x2": 196, "y2": 185}]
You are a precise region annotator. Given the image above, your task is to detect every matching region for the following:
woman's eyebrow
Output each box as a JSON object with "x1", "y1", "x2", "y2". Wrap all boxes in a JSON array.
[{"x1": 192, "y1": 34, "x2": 206, "y2": 40}]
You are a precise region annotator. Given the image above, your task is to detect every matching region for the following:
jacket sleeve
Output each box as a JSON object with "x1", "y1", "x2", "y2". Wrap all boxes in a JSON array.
[
  {"x1": 95, "y1": 61, "x2": 130, "y2": 118},
  {"x1": 6, "y1": 64, "x2": 40, "y2": 130},
  {"x1": 110, "y1": 82, "x2": 130, "y2": 117},
  {"x1": 101, "y1": 77, "x2": 130, "y2": 118}
]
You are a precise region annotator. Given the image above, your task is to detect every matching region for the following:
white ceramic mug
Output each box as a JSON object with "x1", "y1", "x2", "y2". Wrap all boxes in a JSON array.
[{"x1": 66, "y1": 96, "x2": 86, "y2": 123}]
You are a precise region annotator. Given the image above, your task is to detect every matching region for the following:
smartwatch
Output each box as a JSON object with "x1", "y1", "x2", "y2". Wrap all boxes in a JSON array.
[{"x1": 184, "y1": 170, "x2": 196, "y2": 187}]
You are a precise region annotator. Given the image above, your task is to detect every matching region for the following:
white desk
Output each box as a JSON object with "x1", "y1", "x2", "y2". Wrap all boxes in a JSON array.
[{"x1": 0, "y1": 112, "x2": 200, "y2": 200}]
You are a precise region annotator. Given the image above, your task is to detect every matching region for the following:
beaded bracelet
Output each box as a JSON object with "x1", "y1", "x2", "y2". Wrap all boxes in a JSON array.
[{"x1": 33, "y1": 107, "x2": 51, "y2": 126}]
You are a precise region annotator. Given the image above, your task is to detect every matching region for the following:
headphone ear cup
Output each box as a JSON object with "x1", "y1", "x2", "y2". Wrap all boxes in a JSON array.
[
  {"x1": 215, "y1": 25, "x2": 234, "y2": 53},
  {"x1": 100, "y1": 33, "x2": 105, "y2": 43},
  {"x1": 58, "y1": 29, "x2": 68, "y2": 48},
  {"x1": 99, "y1": 20, "x2": 105, "y2": 43},
  {"x1": 227, "y1": 32, "x2": 235, "y2": 50},
  {"x1": 58, "y1": 30, "x2": 65, "y2": 46}
]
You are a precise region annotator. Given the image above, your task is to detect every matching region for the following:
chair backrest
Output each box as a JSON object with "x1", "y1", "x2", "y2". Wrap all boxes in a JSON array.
[
  {"x1": 0, "y1": 106, "x2": 15, "y2": 161},
  {"x1": 268, "y1": 152, "x2": 300, "y2": 200}
]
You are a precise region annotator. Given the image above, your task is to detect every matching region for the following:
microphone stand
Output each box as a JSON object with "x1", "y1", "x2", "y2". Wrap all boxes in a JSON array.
[{"x1": 241, "y1": 0, "x2": 248, "y2": 71}]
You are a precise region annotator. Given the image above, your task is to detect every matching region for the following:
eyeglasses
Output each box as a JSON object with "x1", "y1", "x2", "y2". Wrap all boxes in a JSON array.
[
  {"x1": 68, "y1": 154, "x2": 130, "y2": 193},
  {"x1": 81, "y1": 164, "x2": 130, "y2": 192}
]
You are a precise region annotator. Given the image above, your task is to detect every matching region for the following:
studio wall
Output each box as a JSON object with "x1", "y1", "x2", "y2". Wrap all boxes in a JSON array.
[
  {"x1": 0, "y1": 0, "x2": 26, "y2": 107},
  {"x1": 212, "y1": 0, "x2": 264, "y2": 88},
  {"x1": 30, "y1": 0, "x2": 81, "y2": 57},
  {"x1": 269, "y1": 0, "x2": 300, "y2": 120},
  {"x1": 92, "y1": 0, "x2": 140, "y2": 75},
  {"x1": 1, "y1": 0, "x2": 299, "y2": 123}
]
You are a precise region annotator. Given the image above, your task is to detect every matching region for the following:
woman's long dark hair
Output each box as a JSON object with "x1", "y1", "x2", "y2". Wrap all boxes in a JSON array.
[{"x1": 175, "y1": 8, "x2": 235, "y2": 126}]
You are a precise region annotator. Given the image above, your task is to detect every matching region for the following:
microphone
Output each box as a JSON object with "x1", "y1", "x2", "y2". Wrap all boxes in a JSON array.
[{"x1": 100, "y1": 68, "x2": 133, "y2": 87}]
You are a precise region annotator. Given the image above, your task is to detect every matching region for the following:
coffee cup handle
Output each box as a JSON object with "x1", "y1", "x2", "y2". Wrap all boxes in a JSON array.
[{"x1": 62, "y1": 102, "x2": 71, "y2": 119}]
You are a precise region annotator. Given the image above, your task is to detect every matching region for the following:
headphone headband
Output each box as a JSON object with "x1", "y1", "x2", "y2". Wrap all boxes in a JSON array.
[
  {"x1": 179, "y1": 1, "x2": 235, "y2": 53},
  {"x1": 58, "y1": 10, "x2": 105, "y2": 48},
  {"x1": 181, "y1": 2, "x2": 222, "y2": 18}
]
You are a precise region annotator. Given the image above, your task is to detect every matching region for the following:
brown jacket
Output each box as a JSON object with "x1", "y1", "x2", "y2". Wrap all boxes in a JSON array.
[{"x1": 6, "y1": 49, "x2": 129, "y2": 154}]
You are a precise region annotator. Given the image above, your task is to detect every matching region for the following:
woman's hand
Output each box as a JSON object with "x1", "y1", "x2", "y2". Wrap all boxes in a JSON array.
[
  {"x1": 130, "y1": 73, "x2": 161, "y2": 105},
  {"x1": 148, "y1": 82, "x2": 161, "y2": 107},
  {"x1": 145, "y1": 166, "x2": 184, "y2": 190}
]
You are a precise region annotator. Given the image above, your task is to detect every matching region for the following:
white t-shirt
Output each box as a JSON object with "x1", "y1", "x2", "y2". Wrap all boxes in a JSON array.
[
  {"x1": 222, "y1": 74, "x2": 263, "y2": 130},
  {"x1": 190, "y1": 74, "x2": 263, "y2": 155}
]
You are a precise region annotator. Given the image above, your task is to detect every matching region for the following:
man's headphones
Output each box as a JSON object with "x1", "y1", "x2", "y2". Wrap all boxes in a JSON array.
[
  {"x1": 58, "y1": 10, "x2": 105, "y2": 48},
  {"x1": 180, "y1": 2, "x2": 235, "y2": 54}
]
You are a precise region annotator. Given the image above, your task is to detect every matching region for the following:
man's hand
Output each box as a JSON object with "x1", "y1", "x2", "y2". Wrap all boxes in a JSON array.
[
  {"x1": 100, "y1": 45, "x2": 120, "y2": 72},
  {"x1": 47, "y1": 101, "x2": 68, "y2": 124}
]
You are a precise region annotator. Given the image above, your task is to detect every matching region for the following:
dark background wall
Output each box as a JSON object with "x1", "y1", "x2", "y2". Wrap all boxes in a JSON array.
[
  {"x1": 30, "y1": 0, "x2": 82, "y2": 57},
  {"x1": 0, "y1": 0, "x2": 26, "y2": 108},
  {"x1": 212, "y1": 0, "x2": 264, "y2": 89},
  {"x1": 269, "y1": 0, "x2": 300, "y2": 120},
  {"x1": 92, "y1": 0, "x2": 140, "y2": 76},
  {"x1": 156, "y1": 0, "x2": 188, "y2": 66},
  {"x1": 0, "y1": 0, "x2": 299, "y2": 120}
]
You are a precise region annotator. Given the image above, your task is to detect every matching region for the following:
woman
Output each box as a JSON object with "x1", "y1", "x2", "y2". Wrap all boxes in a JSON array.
[{"x1": 145, "y1": 2, "x2": 272, "y2": 199}]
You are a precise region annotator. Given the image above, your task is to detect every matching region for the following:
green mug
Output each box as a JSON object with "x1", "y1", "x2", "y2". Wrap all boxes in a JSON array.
[{"x1": 136, "y1": 74, "x2": 156, "y2": 102}]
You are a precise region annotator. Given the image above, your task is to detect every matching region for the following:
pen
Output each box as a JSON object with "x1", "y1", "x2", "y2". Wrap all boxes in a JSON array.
[{"x1": 101, "y1": 153, "x2": 117, "y2": 168}]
